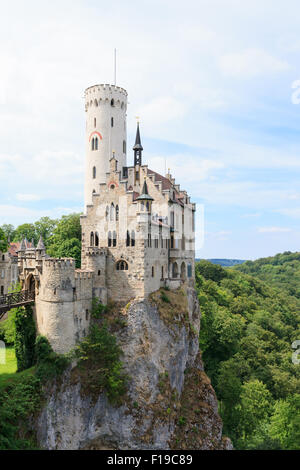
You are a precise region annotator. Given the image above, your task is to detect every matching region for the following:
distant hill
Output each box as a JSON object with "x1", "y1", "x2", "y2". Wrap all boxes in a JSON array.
[
  {"x1": 196, "y1": 258, "x2": 247, "y2": 267},
  {"x1": 235, "y1": 251, "x2": 300, "y2": 298}
]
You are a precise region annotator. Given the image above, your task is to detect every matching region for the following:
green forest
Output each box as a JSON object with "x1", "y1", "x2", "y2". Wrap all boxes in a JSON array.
[
  {"x1": 1, "y1": 215, "x2": 300, "y2": 449},
  {"x1": 196, "y1": 257, "x2": 300, "y2": 449}
]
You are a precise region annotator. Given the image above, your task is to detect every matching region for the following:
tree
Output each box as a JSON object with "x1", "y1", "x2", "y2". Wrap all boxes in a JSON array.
[
  {"x1": 0, "y1": 224, "x2": 15, "y2": 241},
  {"x1": 34, "y1": 217, "x2": 57, "y2": 246},
  {"x1": 12, "y1": 224, "x2": 37, "y2": 244},
  {"x1": 0, "y1": 227, "x2": 8, "y2": 253},
  {"x1": 47, "y1": 213, "x2": 82, "y2": 267}
]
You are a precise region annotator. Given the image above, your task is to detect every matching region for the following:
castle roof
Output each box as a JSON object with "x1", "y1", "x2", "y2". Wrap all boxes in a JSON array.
[
  {"x1": 37, "y1": 235, "x2": 45, "y2": 251},
  {"x1": 136, "y1": 179, "x2": 154, "y2": 201}
]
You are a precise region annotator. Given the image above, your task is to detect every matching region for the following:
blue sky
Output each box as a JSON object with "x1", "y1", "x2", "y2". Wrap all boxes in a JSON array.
[{"x1": 0, "y1": 0, "x2": 299, "y2": 259}]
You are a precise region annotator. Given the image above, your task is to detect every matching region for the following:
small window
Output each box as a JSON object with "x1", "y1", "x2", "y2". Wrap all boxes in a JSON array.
[
  {"x1": 131, "y1": 231, "x2": 135, "y2": 247},
  {"x1": 108, "y1": 231, "x2": 112, "y2": 247},
  {"x1": 111, "y1": 99, "x2": 114, "y2": 107},
  {"x1": 91, "y1": 138, "x2": 95, "y2": 151},
  {"x1": 116, "y1": 205, "x2": 119, "y2": 221},
  {"x1": 90, "y1": 232, "x2": 94, "y2": 246},
  {"x1": 126, "y1": 230, "x2": 130, "y2": 247},
  {"x1": 111, "y1": 117, "x2": 114, "y2": 127},
  {"x1": 161, "y1": 266, "x2": 164, "y2": 279},
  {"x1": 105, "y1": 206, "x2": 109, "y2": 221},
  {"x1": 148, "y1": 233, "x2": 151, "y2": 248},
  {"x1": 98, "y1": 270, "x2": 101, "y2": 276},
  {"x1": 113, "y1": 231, "x2": 117, "y2": 247},
  {"x1": 92, "y1": 166, "x2": 96, "y2": 179},
  {"x1": 152, "y1": 266, "x2": 154, "y2": 277},
  {"x1": 110, "y1": 203, "x2": 115, "y2": 221},
  {"x1": 94, "y1": 118, "x2": 96, "y2": 128},
  {"x1": 1, "y1": 286, "x2": 4, "y2": 295},
  {"x1": 86, "y1": 309, "x2": 89, "y2": 320},
  {"x1": 95, "y1": 137, "x2": 98, "y2": 150},
  {"x1": 1, "y1": 255, "x2": 4, "y2": 261},
  {"x1": 116, "y1": 260, "x2": 128, "y2": 271},
  {"x1": 95, "y1": 232, "x2": 99, "y2": 247},
  {"x1": 123, "y1": 140, "x2": 126, "y2": 154}
]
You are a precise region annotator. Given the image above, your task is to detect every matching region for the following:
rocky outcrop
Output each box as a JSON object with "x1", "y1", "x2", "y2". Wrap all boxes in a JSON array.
[{"x1": 36, "y1": 285, "x2": 232, "y2": 450}]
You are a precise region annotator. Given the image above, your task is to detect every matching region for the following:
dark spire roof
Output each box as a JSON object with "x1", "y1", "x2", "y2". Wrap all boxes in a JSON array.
[
  {"x1": 20, "y1": 238, "x2": 26, "y2": 251},
  {"x1": 137, "y1": 178, "x2": 154, "y2": 201},
  {"x1": 37, "y1": 235, "x2": 45, "y2": 251},
  {"x1": 133, "y1": 122, "x2": 143, "y2": 151}
]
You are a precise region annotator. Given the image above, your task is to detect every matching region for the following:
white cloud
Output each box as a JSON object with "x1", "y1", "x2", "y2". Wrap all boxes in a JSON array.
[
  {"x1": 16, "y1": 193, "x2": 41, "y2": 202},
  {"x1": 276, "y1": 208, "x2": 300, "y2": 218},
  {"x1": 258, "y1": 226, "x2": 292, "y2": 233},
  {"x1": 219, "y1": 48, "x2": 289, "y2": 78}
]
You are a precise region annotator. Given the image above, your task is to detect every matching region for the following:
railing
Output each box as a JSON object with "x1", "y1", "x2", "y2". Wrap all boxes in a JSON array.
[{"x1": 0, "y1": 290, "x2": 35, "y2": 319}]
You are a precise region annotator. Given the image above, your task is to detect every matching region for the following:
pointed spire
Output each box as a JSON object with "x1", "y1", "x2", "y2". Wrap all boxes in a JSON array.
[
  {"x1": 133, "y1": 122, "x2": 143, "y2": 166},
  {"x1": 20, "y1": 238, "x2": 26, "y2": 251},
  {"x1": 37, "y1": 235, "x2": 45, "y2": 251},
  {"x1": 137, "y1": 177, "x2": 154, "y2": 201},
  {"x1": 133, "y1": 122, "x2": 143, "y2": 151}
]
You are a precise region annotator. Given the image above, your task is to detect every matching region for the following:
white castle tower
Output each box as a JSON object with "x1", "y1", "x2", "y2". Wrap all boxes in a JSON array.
[{"x1": 84, "y1": 84, "x2": 128, "y2": 208}]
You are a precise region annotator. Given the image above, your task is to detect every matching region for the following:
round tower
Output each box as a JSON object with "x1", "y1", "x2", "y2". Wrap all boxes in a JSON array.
[{"x1": 84, "y1": 84, "x2": 128, "y2": 209}]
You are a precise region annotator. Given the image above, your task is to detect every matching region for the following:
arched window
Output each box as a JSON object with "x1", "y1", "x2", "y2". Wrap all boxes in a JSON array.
[
  {"x1": 90, "y1": 232, "x2": 94, "y2": 246},
  {"x1": 91, "y1": 138, "x2": 95, "y2": 151},
  {"x1": 146, "y1": 201, "x2": 150, "y2": 212},
  {"x1": 152, "y1": 266, "x2": 154, "y2": 277},
  {"x1": 108, "y1": 231, "x2": 112, "y2": 247},
  {"x1": 94, "y1": 118, "x2": 96, "y2": 128},
  {"x1": 95, "y1": 137, "x2": 98, "y2": 150},
  {"x1": 105, "y1": 206, "x2": 109, "y2": 221},
  {"x1": 148, "y1": 233, "x2": 151, "y2": 248},
  {"x1": 187, "y1": 263, "x2": 192, "y2": 278},
  {"x1": 131, "y1": 231, "x2": 135, "y2": 247},
  {"x1": 116, "y1": 260, "x2": 128, "y2": 271},
  {"x1": 123, "y1": 140, "x2": 126, "y2": 154},
  {"x1": 111, "y1": 117, "x2": 114, "y2": 127},
  {"x1": 111, "y1": 99, "x2": 114, "y2": 107},
  {"x1": 113, "y1": 231, "x2": 117, "y2": 247},
  {"x1": 95, "y1": 232, "x2": 99, "y2": 247},
  {"x1": 172, "y1": 262, "x2": 178, "y2": 278},
  {"x1": 110, "y1": 203, "x2": 115, "y2": 221},
  {"x1": 126, "y1": 230, "x2": 130, "y2": 247},
  {"x1": 116, "y1": 205, "x2": 119, "y2": 221},
  {"x1": 92, "y1": 166, "x2": 96, "y2": 179}
]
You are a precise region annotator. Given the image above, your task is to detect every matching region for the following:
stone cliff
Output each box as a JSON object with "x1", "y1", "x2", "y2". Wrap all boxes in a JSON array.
[{"x1": 36, "y1": 285, "x2": 232, "y2": 450}]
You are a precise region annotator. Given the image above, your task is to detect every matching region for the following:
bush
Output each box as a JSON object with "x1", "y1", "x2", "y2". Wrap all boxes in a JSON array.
[
  {"x1": 161, "y1": 291, "x2": 171, "y2": 303},
  {"x1": 74, "y1": 323, "x2": 127, "y2": 404},
  {"x1": 14, "y1": 306, "x2": 36, "y2": 372},
  {"x1": 91, "y1": 297, "x2": 108, "y2": 318},
  {"x1": 35, "y1": 336, "x2": 69, "y2": 381}
]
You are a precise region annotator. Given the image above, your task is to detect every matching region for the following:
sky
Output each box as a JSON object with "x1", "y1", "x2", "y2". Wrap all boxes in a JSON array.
[{"x1": 0, "y1": 0, "x2": 299, "y2": 260}]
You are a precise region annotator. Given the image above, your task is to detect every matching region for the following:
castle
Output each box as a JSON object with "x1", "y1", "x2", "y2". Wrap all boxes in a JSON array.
[{"x1": 16, "y1": 84, "x2": 196, "y2": 353}]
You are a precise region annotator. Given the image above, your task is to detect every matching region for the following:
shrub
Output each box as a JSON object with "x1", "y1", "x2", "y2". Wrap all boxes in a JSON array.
[
  {"x1": 161, "y1": 292, "x2": 171, "y2": 303},
  {"x1": 14, "y1": 306, "x2": 36, "y2": 372},
  {"x1": 35, "y1": 336, "x2": 69, "y2": 381},
  {"x1": 91, "y1": 297, "x2": 108, "y2": 318}
]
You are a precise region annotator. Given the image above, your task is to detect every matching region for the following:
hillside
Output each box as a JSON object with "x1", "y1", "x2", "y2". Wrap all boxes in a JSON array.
[
  {"x1": 235, "y1": 252, "x2": 300, "y2": 298},
  {"x1": 195, "y1": 259, "x2": 300, "y2": 450}
]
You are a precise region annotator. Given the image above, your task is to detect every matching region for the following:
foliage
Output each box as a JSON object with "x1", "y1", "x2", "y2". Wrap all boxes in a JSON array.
[
  {"x1": 47, "y1": 213, "x2": 82, "y2": 267},
  {"x1": 161, "y1": 291, "x2": 171, "y2": 303},
  {"x1": 91, "y1": 297, "x2": 108, "y2": 318},
  {"x1": 196, "y1": 259, "x2": 300, "y2": 450},
  {"x1": 0, "y1": 224, "x2": 15, "y2": 242},
  {"x1": 235, "y1": 251, "x2": 300, "y2": 299},
  {"x1": 35, "y1": 336, "x2": 69, "y2": 381},
  {"x1": 0, "y1": 309, "x2": 17, "y2": 345},
  {"x1": 0, "y1": 347, "x2": 17, "y2": 375},
  {"x1": 14, "y1": 306, "x2": 36, "y2": 372},
  {"x1": 12, "y1": 223, "x2": 37, "y2": 245},
  {"x1": 0, "y1": 227, "x2": 8, "y2": 253},
  {"x1": 74, "y1": 323, "x2": 127, "y2": 404}
]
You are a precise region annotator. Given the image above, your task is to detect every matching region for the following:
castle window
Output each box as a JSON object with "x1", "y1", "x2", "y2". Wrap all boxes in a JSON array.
[
  {"x1": 105, "y1": 206, "x2": 109, "y2": 221},
  {"x1": 147, "y1": 233, "x2": 151, "y2": 248},
  {"x1": 111, "y1": 99, "x2": 114, "y2": 107},
  {"x1": 131, "y1": 231, "x2": 135, "y2": 247},
  {"x1": 113, "y1": 231, "x2": 117, "y2": 247},
  {"x1": 187, "y1": 263, "x2": 192, "y2": 278},
  {"x1": 161, "y1": 266, "x2": 164, "y2": 279},
  {"x1": 154, "y1": 237, "x2": 158, "y2": 248},
  {"x1": 146, "y1": 201, "x2": 150, "y2": 212},
  {"x1": 1, "y1": 255, "x2": 4, "y2": 261},
  {"x1": 1, "y1": 286, "x2": 4, "y2": 295},
  {"x1": 86, "y1": 310, "x2": 89, "y2": 320},
  {"x1": 91, "y1": 138, "x2": 95, "y2": 151},
  {"x1": 172, "y1": 262, "x2": 178, "y2": 278},
  {"x1": 116, "y1": 260, "x2": 128, "y2": 271},
  {"x1": 98, "y1": 270, "x2": 101, "y2": 276},
  {"x1": 170, "y1": 234, "x2": 174, "y2": 249},
  {"x1": 123, "y1": 140, "x2": 126, "y2": 154},
  {"x1": 90, "y1": 232, "x2": 94, "y2": 246},
  {"x1": 126, "y1": 230, "x2": 130, "y2": 247},
  {"x1": 95, "y1": 137, "x2": 98, "y2": 150},
  {"x1": 94, "y1": 118, "x2": 96, "y2": 128},
  {"x1": 108, "y1": 231, "x2": 112, "y2": 247},
  {"x1": 111, "y1": 117, "x2": 114, "y2": 127},
  {"x1": 116, "y1": 205, "x2": 119, "y2": 221},
  {"x1": 152, "y1": 266, "x2": 154, "y2": 277},
  {"x1": 93, "y1": 166, "x2": 96, "y2": 179},
  {"x1": 110, "y1": 203, "x2": 115, "y2": 221},
  {"x1": 95, "y1": 232, "x2": 99, "y2": 247},
  {"x1": 92, "y1": 190, "x2": 96, "y2": 195}
]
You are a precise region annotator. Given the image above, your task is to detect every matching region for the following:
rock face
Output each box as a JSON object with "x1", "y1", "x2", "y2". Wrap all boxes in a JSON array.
[{"x1": 36, "y1": 286, "x2": 232, "y2": 450}]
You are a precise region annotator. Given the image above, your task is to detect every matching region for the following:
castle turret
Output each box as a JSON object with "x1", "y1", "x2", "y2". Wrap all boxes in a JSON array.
[{"x1": 84, "y1": 84, "x2": 128, "y2": 209}]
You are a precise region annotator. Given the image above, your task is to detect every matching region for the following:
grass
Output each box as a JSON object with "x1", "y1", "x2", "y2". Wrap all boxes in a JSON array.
[{"x1": 0, "y1": 347, "x2": 17, "y2": 375}]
